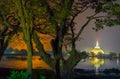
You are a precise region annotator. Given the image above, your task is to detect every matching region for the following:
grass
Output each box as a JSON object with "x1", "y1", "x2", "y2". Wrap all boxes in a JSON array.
[{"x1": 0, "y1": 68, "x2": 120, "y2": 79}]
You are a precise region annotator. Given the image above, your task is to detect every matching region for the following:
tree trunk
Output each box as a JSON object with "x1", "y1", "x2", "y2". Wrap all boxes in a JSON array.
[
  {"x1": 0, "y1": 34, "x2": 14, "y2": 60},
  {"x1": 51, "y1": 22, "x2": 63, "y2": 79},
  {"x1": 15, "y1": 0, "x2": 33, "y2": 76},
  {"x1": 70, "y1": 21, "x2": 76, "y2": 52},
  {"x1": 26, "y1": 36, "x2": 33, "y2": 76},
  {"x1": 65, "y1": 69, "x2": 71, "y2": 79},
  {"x1": 0, "y1": 46, "x2": 7, "y2": 60},
  {"x1": 0, "y1": 39, "x2": 5, "y2": 60},
  {"x1": 71, "y1": 38, "x2": 76, "y2": 52},
  {"x1": 53, "y1": 42, "x2": 62, "y2": 79},
  {"x1": 0, "y1": 48, "x2": 4, "y2": 60},
  {"x1": 62, "y1": 63, "x2": 72, "y2": 79},
  {"x1": 55, "y1": 58, "x2": 61, "y2": 79}
]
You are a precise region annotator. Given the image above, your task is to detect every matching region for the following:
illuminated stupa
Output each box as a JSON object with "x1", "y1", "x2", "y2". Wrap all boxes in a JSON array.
[{"x1": 90, "y1": 41, "x2": 104, "y2": 56}]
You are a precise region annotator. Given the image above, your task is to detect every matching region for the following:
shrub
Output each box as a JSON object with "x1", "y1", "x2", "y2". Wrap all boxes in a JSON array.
[{"x1": 8, "y1": 71, "x2": 31, "y2": 79}]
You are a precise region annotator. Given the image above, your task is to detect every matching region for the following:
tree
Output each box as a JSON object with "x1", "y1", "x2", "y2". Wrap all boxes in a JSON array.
[
  {"x1": 36, "y1": 0, "x2": 120, "y2": 79},
  {"x1": 0, "y1": 0, "x2": 19, "y2": 60},
  {"x1": 0, "y1": 0, "x2": 120, "y2": 79},
  {"x1": 16, "y1": 0, "x2": 120, "y2": 79},
  {"x1": 0, "y1": 0, "x2": 53, "y2": 77},
  {"x1": 32, "y1": 0, "x2": 87, "y2": 79},
  {"x1": 14, "y1": 0, "x2": 34, "y2": 77},
  {"x1": 32, "y1": 0, "x2": 72, "y2": 79}
]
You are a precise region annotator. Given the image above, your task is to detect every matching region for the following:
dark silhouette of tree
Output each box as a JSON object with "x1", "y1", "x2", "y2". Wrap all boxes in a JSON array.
[
  {"x1": 0, "y1": 0, "x2": 120, "y2": 79},
  {"x1": 0, "y1": 0, "x2": 20, "y2": 60}
]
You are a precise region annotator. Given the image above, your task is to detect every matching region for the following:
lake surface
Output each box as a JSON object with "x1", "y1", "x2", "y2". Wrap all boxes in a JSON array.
[
  {"x1": 0, "y1": 56, "x2": 120, "y2": 71},
  {"x1": 75, "y1": 57, "x2": 120, "y2": 74},
  {"x1": 0, "y1": 56, "x2": 51, "y2": 70}
]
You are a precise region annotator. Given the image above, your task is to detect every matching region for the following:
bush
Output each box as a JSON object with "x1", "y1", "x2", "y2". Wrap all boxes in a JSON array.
[{"x1": 8, "y1": 71, "x2": 31, "y2": 79}]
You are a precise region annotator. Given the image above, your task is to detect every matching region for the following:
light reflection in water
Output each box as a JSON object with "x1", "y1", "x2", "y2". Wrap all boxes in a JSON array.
[
  {"x1": 117, "y1": 58, "x2": 120, "y2": 66},
  {"x1": 0, "y1": 56, "x2": 51, "y2": 70},
  {"x1": 75, "y1": 57, "x2": 120, "y2": 75},
  {"x1": 90, "y1": 57, "x2": 104, "y2": 75}
]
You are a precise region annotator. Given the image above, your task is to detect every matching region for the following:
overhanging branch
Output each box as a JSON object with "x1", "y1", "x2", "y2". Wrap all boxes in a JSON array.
[
  {"x1": 74, "y1": 13, "x2": 100, "y2": 40},
  {"x1": 75, "y1": 19, "x2": 91, "y2": 40},
  {"x1": 32, "y1": 30, "x2": 55, "y2": 69}
]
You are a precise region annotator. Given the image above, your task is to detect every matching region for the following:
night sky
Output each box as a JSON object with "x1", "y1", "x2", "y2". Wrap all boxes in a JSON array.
[{"x1": 75, "y1": 8, "x2": 120, "y2": 53}]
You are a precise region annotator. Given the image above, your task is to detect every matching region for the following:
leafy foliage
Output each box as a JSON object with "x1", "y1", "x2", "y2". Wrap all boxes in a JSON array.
[
  {"x1": 0, "y1": 0, "x2": 19, "y2": 60},
  {"x1": 8, "y1": 71, "x2": 31, "y2": 79},
  {"x1": 92, "y1": 2, "x2": 120, "y2": 31}
]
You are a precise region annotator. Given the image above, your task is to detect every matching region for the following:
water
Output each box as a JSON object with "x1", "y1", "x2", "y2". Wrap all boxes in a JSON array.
[
  {"x1": 0, "y1": 56, "x2": 51, "y2": 70},
  {"x1": 0, "y1": 56, "x2": 120, "y2": 71},
  {"x1": 75, "y1": 57, "x2": 120, "y2": 73}
]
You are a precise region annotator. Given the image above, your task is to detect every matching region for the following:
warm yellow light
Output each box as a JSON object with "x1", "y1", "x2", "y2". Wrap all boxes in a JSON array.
[
  {"x1": 90, "y1": 40, "x2": 104, "y2": 56},
  {"x1": 8, "y1": 32, "x2": 52, "y2": 51},
  {"x1": 90, "y1": 57, "x2": 104, "y2": 68}
]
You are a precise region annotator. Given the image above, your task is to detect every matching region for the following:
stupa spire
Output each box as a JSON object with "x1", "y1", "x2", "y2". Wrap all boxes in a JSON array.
[
  {"x1": 95, "y1": 40, "x2": 100, "y2": 48},
  {"x1": 96, "y1": 40, "x2": 99, "y2": 47}
]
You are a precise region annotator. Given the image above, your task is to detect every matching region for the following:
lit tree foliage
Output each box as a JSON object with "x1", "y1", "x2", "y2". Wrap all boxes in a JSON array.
[
  {"x1": 0, "y1": 0, "x2": 19, "y2": 60},
  {"x1": 0, "y1": 0, "x2": 120, "y2": 79}
]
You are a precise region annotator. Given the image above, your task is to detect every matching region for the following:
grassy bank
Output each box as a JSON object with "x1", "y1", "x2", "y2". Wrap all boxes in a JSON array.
[
  {"x1": 0, "y1": 68, "x2": 56, "y2": 79},
  {"x1": 0, "y1": 68, "x2": 120, "y2": 79}
]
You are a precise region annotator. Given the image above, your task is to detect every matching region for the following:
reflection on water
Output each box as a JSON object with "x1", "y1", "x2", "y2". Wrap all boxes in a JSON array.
[
  {"x1": 117, "y1": 58, "x2": 120, "y2": 66},
  {"x1": 75, "y1": 57, "x2": 120, "y2": 73},
  {"x1": 90, "y1": 57, "x2": 104, "y2": 75},
  {"x1": 0, "y1": 56, "x2": 51, "y2": 70},
  {"x1": 90, "y1": 57, "x2": 104, "y2": 68},
  {"x1": 0, "y1": 56, "x2": 120, "y2": 74}
]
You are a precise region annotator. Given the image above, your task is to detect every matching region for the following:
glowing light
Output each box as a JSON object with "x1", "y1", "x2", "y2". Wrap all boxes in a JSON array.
[
  {"x1": 95, "y1": 40, "x2": 100, "y2": 48},
  {"x1": 11, "y1": 51, "x2": 16, "y2": 54},
  {"x1": 90, "y1": 57, "x2": 104, "y2": 75},
  {"x1": 90, "y1": 57, "x2": 104, "y2": 68},
  {"x1": 8, "y1": 33, "x2": 52, "y2": 51},
  {"x1": 90, "y1": 40, "x2": 104, "y2": 56}
]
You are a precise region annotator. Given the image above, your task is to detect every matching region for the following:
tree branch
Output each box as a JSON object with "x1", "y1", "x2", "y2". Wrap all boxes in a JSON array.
[
  {"x1": 65, "y1": 51, "x2": 87, "y2": 70},
  {"x1": 75, "y1": 19, "x2": 91, "y2": 40},
  {"x1": 32, "y1": 30, "x2": 55, "y2": 69},
  {"x1": 69, "y1": 4, "x2": 90, "y2": 31},
  {"x1": 74, "y1": 13, "x2": 99, "y2": 40}
]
